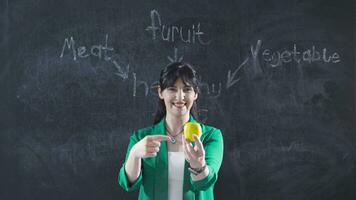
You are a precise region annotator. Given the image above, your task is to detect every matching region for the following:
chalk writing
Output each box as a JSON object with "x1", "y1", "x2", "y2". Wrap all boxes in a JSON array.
[
  {"x1": 198, "y1": 108, "x2": 209, "y2": 123},
  {"x1": 132, "y1": 72, "x2": 161, "y2": 97},
  {"x1": 260, "y1": 42, "x2": 341, "y2": 67},
  {"x1": 167, "y1": 47, "x2": 184, "y2": 63},
  {"x1": 232, "y1": 139, "x2": 310, "y2": 164},
  {"x1": 113, "y1": 61, "x2": 130, "y2": 80},
  {"x1": 132, "y1": 70, "x2": 222, "y2": 98},
  {"x1": 225, "y1": 39, "x2": 342, "y2": 89},
  {"x1": 250, "y1": 40, "x2": 263, "y2": 76},
  {"x1": 146, "y1": 10, "x2": 211, "y2": 45},
  {"x1": 50, "y1": 133, "x2": 121, "y2": 173},
  {"x1": 60, "y1": 34, "x2": 114, "y2": 61},
  {"x1": 58, "y1": 34, "x2": 342, "y2": 98},
  {"x1": 200, "y1": 82, "x2": 222, "y2": 98},
  {"x1": 59, "y1": 34, "x2": 129, "y2": 80},
  {"x1": 226, "y1": 57, "x2": 249, "y2": 89}
]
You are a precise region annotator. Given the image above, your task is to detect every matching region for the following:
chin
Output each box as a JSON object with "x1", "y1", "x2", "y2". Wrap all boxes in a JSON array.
[{"x1": 169, "y1": 111, "x2": 190, "y2": 118}]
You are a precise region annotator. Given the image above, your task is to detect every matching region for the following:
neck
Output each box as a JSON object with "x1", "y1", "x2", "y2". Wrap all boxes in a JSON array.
[{"x1": 165, "y1": 114, "x2": 190, "y2": 134}]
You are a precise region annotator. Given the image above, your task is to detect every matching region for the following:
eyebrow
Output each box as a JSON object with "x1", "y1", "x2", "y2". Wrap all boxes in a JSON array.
[{"x1": 168, "y1": 85, "x2": 193, "y2": 88}]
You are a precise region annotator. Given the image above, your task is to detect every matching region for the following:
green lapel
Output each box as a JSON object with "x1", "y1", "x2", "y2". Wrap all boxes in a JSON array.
[
  {"x1": 152, "y1": 117, "x2": 168, "y2": 200},
  {"x1": 183, "y1": 115, "x2": 197, "y2": 200},
  {"x1": 152, "y1": 115, "x2": 198, "y2": 200}
]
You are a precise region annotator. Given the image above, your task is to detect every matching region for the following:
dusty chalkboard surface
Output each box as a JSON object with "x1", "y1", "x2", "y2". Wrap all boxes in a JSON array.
[{"x1": 1, "y1": 0, "x2": 355, "y2": 199}]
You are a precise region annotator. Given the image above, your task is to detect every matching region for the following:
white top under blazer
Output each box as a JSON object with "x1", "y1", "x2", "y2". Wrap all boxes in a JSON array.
[{"x1": 168, "y1": 151, "x2": 185, "y2": 200}]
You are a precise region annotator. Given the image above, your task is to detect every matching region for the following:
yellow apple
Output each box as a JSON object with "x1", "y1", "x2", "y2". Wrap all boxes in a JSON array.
[{"x1": 184, "y1": 122, "x2": 202, "y2": 142}]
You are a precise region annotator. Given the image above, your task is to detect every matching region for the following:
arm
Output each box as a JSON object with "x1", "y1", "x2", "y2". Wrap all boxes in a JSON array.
[
  {"x1": 118, "y1": 132, "x2": 142, "y2": 192},
  {"x1": 189, "y1": 129, "x2": 224, "y2": 191},
  {"x1": 124, "y1": 144, "x2": 142, "y2": 184},
  {"x1": 118, "y1": 133, "x2": 170, "y2": 192}
]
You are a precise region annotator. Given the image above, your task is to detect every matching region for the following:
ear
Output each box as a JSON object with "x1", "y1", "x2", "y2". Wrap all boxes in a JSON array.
[
  {"x1": 158, "y1": 87, "x2": 164, "y2": 99},
  {"x1": 193, "y1": 92, "x2": 198, "y2": 101}
]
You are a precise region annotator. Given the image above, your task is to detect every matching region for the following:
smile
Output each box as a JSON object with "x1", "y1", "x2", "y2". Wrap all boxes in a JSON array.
[{"x1": 173, "y1": 102, "x2": 186, "y2": 108}]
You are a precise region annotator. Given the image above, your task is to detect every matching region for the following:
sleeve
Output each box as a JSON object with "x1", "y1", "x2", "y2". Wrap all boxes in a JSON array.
[
  {"x1": 190, "y1": 128, "x2": 224, "y2": 191},
  {"x1": 118, "y1": 132, "x2": 143, "y2": 192}
]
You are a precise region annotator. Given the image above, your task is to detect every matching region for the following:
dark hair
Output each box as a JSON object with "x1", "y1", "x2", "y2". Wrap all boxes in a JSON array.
[{"x1": 153, "y1": 62, "x2": 200, "y2": 124}]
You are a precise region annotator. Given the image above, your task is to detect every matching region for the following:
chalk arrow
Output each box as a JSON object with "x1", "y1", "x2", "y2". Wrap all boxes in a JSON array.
[
  {"x1": 112, "y1": 60, "x2": 130, "y2": 80},
  {"x1": 167, "y1": 47, "x2": 183, "y2": 63},
  {"x1": 226, "y1": 57, "x2": 249, "y2": 89}
]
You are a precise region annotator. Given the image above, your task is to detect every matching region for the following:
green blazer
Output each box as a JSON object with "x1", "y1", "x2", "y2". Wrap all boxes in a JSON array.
[{"x1": 118, "y1": 116, "x2": 224, "y2": 200}]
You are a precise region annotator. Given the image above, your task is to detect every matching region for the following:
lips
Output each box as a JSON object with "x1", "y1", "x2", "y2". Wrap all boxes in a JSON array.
[{"x1": 173, "y1": 102, "x2": 186, "y2": 108}]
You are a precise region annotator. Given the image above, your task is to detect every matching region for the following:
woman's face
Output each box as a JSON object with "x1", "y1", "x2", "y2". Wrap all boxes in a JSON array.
[{"x1": 158, "y1": 78, "x2": 198, "y2": 119}]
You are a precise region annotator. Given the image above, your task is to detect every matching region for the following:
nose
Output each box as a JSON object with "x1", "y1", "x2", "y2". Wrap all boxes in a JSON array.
[{"x1": 177, "y1": 89, "x2": 185, "y2": 101}]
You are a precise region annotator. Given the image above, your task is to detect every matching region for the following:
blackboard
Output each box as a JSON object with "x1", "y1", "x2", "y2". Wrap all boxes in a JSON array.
[{"x1": 1, "y1": 0, "x2": 355, "y2": 199}]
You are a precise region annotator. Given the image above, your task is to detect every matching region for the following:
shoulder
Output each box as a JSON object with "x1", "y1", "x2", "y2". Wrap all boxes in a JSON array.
[
  {"x1": 200, "y1": 123, "x2": 223, "y2": 140},
  {"x1": 201, "y1": 123, "x2": 221, "y2": 134}
]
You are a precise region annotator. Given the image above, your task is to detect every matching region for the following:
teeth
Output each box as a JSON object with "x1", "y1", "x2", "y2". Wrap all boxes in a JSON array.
[{"x1": 174, "y1": 103, "x2": 185, "y2": 108}]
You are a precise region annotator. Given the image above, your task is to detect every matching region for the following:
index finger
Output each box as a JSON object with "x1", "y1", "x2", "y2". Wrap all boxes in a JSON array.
[
  {"x1": 193, "y1": 134, "x2": 204, "y2": 152},
  {"x1": 149, "y1": 135, "x2": 171, "y2": 142}
]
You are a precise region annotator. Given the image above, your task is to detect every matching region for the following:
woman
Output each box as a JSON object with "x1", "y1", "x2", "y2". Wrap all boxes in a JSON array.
[{"x1": 118, "y1": 62, "x2": 224, "y2": 200}]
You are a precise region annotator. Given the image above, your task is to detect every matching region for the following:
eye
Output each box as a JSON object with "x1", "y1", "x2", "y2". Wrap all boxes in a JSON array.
[
  {"x1": 167, "y1": 87, "x2": 177, "y2": 92},
  {"x1": 183, "y1": 87, "x2": 193, "y2": 92}
]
